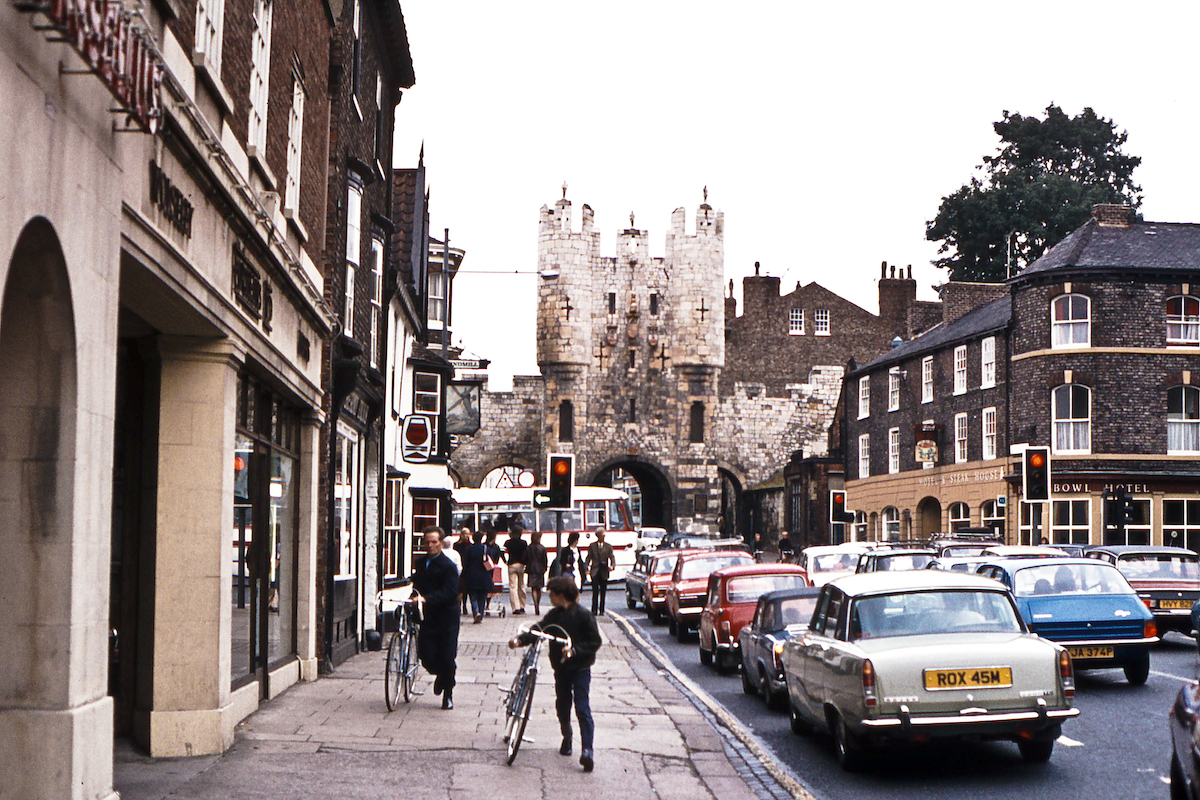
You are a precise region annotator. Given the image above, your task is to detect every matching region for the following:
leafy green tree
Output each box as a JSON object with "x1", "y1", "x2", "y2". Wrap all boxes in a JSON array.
[{"x1": 926, "y1": 104, "x2": 1143, "y2": 282}]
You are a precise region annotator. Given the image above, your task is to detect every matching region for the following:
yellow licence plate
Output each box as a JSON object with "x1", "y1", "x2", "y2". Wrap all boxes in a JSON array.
[
  {"x1": 924, "y1": 667, "x2": 1012, "y2": 690},
  {"x1": 1159, "y1": 599, "x2": 1192, "y2": 610},
  {"x1": 1067, "y1": 645, "x2": 1114, "y2": 659}
]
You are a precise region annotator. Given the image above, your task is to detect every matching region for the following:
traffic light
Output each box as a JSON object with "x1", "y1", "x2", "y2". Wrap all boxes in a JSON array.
[
  {"x1": 1117, "y1": 487, "x2": 1136, "y2": 526},
  {"x1": 546, "y1": 453, "x2": 574, "y2": 510},
  {"x1": 1022, "y1": 446, "x2": 1051, "y2": 501},
  {"x1": 830, "y1": 490, "x2": 855, "y2": 524}
]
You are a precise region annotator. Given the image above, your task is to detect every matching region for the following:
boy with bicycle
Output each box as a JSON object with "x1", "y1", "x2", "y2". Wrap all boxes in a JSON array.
[{"x1": 508, "y1": 575, "x2": 601, "y2": 771}]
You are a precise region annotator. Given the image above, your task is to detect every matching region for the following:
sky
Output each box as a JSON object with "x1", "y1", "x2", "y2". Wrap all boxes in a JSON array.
[{"x1": 394, "y1": 1, "x2": 1200, "y2": 389}]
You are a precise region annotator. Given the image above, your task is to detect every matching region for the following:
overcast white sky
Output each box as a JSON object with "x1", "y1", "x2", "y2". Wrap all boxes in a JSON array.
[{"x1": 394, "y1": 1, "x2": 1200, "y2": 389}]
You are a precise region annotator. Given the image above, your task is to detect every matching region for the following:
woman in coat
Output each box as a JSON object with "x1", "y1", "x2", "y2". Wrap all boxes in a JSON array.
[{"x1": 463, "y1": 531, "x2": 493, "y2": 623}]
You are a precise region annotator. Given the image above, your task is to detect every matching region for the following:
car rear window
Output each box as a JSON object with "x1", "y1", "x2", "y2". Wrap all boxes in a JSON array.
[
  {"x1": 1118, "y1": 554, "x2": 1200, "y2": 581},
  {"x1": 653, "y1": 555, "x2": 678, "y2": 575},
  {"x1": 726, "y1": 575, "x2": 808, "y2": 603},
  {"x1": 1013, "y1": 562, "x2": 1135, "y2": 597},
  {"x1": 679, "y1": 555, "x2": 753, "y2": 581},
  {"x1": 877, "y1": 553, "x2": 935, "y2": 571},
  {"x1": 812, "y1": 553, "x2": 859, "y2": 572},
  {"x1": 850, "y1": 590, "x2": 1021, "y2": 640},
  {"x1": 778, "y1": 596, "x2": 818, "y2": 627}
]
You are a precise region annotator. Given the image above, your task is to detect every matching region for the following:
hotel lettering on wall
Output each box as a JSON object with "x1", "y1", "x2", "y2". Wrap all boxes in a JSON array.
[
  {"x1": 149, "y1": 161, "x2": 193, "y2": 237},
  {"x1": 19, "y1": 0, "x2": 163, "y2": 133},
  {"x1": 232, "y1": 245, "x2": 274, "y2": 333}
]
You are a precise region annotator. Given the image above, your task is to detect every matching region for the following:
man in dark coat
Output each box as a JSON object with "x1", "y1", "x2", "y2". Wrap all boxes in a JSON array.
[{"x1": 412, "y1": 526, "x2": 460, "y2": 709}]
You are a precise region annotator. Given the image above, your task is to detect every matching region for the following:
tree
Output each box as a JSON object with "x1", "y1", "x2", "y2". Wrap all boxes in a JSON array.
[{"x1": 926, "y1": 104, "x2": 1143, "y2": 283}]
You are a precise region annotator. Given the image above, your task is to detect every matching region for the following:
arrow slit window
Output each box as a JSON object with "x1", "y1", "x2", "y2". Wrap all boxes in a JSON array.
[
  {"x1": 559, "y1": 399, "x2": 574, "y2": 442},
  {"x1": 689, "y1": 401, "x2": 704, "y2": 443}
]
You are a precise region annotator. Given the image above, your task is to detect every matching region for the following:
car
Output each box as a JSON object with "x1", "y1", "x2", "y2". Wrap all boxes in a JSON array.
[
  {"x1": 1047, "y1": 543, "x2": 1089, "y2": 558},
  {"x1": 624, "y1": 551, "x2": 652, "y2": 610},
  {"x1": 925, "y1": 556, "x2": 990, "y2": 574},
  {"x1": 780, "y1": 571, "x2": 1079, "y2": 770},
  {"x1": 1169, "y1": 680, "x2": 1200, "y2": 800},
  {"x1": 698, "y1": 563, "x2": 809, "y2": 673},
  {"x1": 976, "y1": 558, "x2": 1158, "y2": 684},
  {"x1": 628, "y1": 547, "x2": 702, "y2": 622},
  {"x1": 855, "y1": 548, "x2": 937, "y2": 573},
  {"x1": 739, "y1": 587, "x2": 820, "y2": 708},
  {"x1": 665, "y1": 550, "x2": 754, "y2": 641},
  {"x1": 635, "y1": 526, "x2": 669, "y2": 554},
  {"x1": 1085, "y1": 545, "x2": 1200, "y2": 635},
  {"x1": 981, "y1": 545, "x2": 1069, "y2": 559},
  {"x1": 798, "y1": 543, "x2": 873, "y2": 587},
  {"x1": 932, "y1": 528, "x2": 1003, "y2": 557}
]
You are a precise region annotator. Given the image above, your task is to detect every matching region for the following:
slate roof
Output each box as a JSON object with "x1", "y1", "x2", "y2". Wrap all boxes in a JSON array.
[
  {"x1": 1016, "y1": 219, "x2": 1200, "y2": 279},
  {"x1": 854, "y1": 296, "x2": 1011, "y2": 374}
]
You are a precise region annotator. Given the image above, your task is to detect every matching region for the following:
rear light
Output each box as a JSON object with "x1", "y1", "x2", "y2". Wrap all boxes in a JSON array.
[
  {"x1": 1145, "y1": 621, "x2": 1158, "y2": 639},
  {"x1": 1142, "y1": 597, "x2": 1153, "y2": 608},
  {"x1": 773, "y1": 641, "x2": 785, "y2": 671},
  {"x1": 720, "y1": 620, "x2": 731, "y2": 635},
  {"x1": 862, "y1": 659, "x2": 878, "y2": 709},
  {"x1": 1059, "y1": 649, "x2": 1075, "y2": 700}
]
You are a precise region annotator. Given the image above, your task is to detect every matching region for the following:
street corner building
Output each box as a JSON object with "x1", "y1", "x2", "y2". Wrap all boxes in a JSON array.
[{"x1": 840, "y1": 204, "x2": 1200, "y2": 550}]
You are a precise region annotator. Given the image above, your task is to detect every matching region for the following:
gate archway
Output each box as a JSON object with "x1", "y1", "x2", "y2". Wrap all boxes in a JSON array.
[
  {"x1": 590, "y1": 458, "x2": 673, "y2": 530},
  {"x1": 917, "y1": 496, "x2": 942, "y2": 537}
]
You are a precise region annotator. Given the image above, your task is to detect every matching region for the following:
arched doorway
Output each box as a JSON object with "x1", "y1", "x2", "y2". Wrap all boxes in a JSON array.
[
  {"x1": 718, "y1": 468, "x2": 743, "y2": 540},
  {"x1": 591, "y1": 458, "x2": 673, "y2": 531},
  {"x1": 917, "y1": 496, "x2": 943, "y2": 537},
  {"x1": 480, "y1": 463, "x2": 535, "y2": 488}
]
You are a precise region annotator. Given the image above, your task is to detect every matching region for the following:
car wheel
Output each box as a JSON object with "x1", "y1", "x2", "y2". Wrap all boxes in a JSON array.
[
  {"x1": 1017, "y1": 738, "x2": 1054, "y2": 763},
  {"x1": 699, "y1": 639, "x2": 713, "y2": 665},
  {"x1": 676, "y1": 621, "x2": 690, "y2": 643},
  {"x1": 788, "y1": 695, "x2": 809, "y2": 735},
  {"x1": 833, "y1": 714, "x2": 865, "y2": 772},
  {"x1": 1124, "y1": 652, "x2": 1151, "y2": 686},
  {"x1": 762, "y1": 666, "x2": 786, "y2": 710},
  {"x1": 1172, "y1": 754, "x2": 1188, "y2": 800},
  {"x1": 667, "y1": 615, "x2": 678, "y2": 636},
  {"x1": 648, "y1": 606, "x2": 662, "y2": 624},
  {"x1": 626, "y1": 588, "x2": 637, "y2": 609},
  {"x1": 715, "y1": 649, "x2": 734, "y2": 675},
  {"x1": 741, "y1": 663, "x2": 757, "y2": 695}
]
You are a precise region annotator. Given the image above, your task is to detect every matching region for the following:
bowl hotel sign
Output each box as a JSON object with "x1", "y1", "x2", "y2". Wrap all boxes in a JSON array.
[{"x1": 18, "y1": 0, "x2": 163, "y2": 134}]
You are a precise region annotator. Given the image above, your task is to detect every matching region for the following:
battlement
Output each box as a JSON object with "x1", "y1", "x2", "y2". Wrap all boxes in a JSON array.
[{"x1": 538, "y1": 194, "x2": 722, "y2": 262}]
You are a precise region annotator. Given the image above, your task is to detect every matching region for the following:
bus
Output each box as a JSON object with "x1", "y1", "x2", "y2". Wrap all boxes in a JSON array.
[{"x1": 450, "y1": 486, "x2": 638, "y2": 581}]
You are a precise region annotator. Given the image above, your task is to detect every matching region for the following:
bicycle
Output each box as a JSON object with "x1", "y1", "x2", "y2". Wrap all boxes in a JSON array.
[
  {"x1": 502, "y1": 624, "x2": 571, "y2": 765},
  {"x1": 383, "y1": 582, "x2": 422, "y2": 711}
]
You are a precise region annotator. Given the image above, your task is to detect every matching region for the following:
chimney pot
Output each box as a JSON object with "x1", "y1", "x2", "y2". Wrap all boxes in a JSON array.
[
  {"x1": 754, "y1": 261, "x2": 760, "y2": 275},
  {"x1": 890, "y1": 265, "x2": 896, "y2": 278},
  {"x1": 881, "y1": 261, "x2": 887, "y2": 278}
]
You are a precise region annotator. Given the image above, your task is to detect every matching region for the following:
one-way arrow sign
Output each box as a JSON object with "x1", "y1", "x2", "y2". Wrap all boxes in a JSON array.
[{"x1": 533, "y1": 490, "x2": 553, "y2": 509}]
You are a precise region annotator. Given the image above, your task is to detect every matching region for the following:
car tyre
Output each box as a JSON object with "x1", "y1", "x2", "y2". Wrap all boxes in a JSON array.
[
  {"x1": 788, "y1": 699, "x2": 808, "y2": 735},
  {"x1": 667, "y1": 615, "x2": 678, "y2": 636},
  {"x1": 715, "y1": 648, "x2": 735, "y2": 675},
  {"x1": 1124, "y1": 652, "x2": 1151, "y2": 686},
  {"x1": 676, "y1": 621, "x2": 690, "y2": 643},
  {"x1": 626, "y1": 588, "x2": 637, "y2": 609},
  {"x1": 762, "y1": 666, "x2": 786, "y2": 710},
  {"x1": 833, "y1": 714, "x2": 865, "y2": 772},
  {"x1": 1017, "y1": 738, "x2": 1054, "y2": 763},
  {"x1": 1171, "y1": 754, "x2": 1188, "y2": 800},
  {"x1": 648, "y1": 606, "x2": 662, "y2": 624},
  {"x1": 741, "y1": 663, "x2": 757, "y2": 695},
  {"x1": 699, "y1": 639, "x2": 713, "y2": 666}
]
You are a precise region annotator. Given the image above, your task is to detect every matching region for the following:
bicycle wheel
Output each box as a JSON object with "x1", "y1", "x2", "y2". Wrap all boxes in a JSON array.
[
  {"x1": 503, "y1": 649, "x2": 534, "y2": 742},
  {"x1": 402, "y1": 619, "x2": 420, "y2": 703},
  {"x1": 384, "y1": 631, "x2": 403, "y2": 711},
  {"x1": 506, "y1": 668, "x2": 536, "y2": 765}
]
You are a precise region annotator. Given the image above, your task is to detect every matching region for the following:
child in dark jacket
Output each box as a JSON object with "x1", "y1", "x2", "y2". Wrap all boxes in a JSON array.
[{"x1": 509, "y1": 575, "x2": 601, "y2": 771}]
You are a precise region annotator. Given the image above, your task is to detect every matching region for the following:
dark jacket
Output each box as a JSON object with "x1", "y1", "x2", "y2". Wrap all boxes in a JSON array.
[
  {"x1": 463, "y1": 542, "x2": 494, "y2": 592},
  {"x1": 503, "y1": 536, "x2": 529, "y2": 566},
  {"x1": 518, "y1": 603, "x2": 601, "y2": 673},
  {"x1": 526, "y1": 542, "x2": 548, "y2": 578},
  {"x1": 412, "y1": 552, "x2": 460, "y2": 627}
]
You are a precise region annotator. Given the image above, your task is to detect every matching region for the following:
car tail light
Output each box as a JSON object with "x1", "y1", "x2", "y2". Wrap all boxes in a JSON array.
[
  {"x1": 720, "y1": 620, "x2": 731, "y2": 636},
  {"x1": 862, "y1": 659, "x2": 877, "y2": 709},
  {"x1": 1142, "y1": 597, "x2": 1153, "y2": 608},
  {"x1": 773, "y1": 641, "x2": 785, "y2": 671},
  {"x1": 1058, "y1": 649, "x2": 1075, "y2": 700},
  {"x1": 1145, "y1": 620, "x2": 1158, "y2": 639}
]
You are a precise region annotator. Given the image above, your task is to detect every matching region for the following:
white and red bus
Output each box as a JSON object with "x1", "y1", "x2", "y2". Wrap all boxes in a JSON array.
[{"x1": 450, "y1": 486, "x2": 637, "y2": 581}]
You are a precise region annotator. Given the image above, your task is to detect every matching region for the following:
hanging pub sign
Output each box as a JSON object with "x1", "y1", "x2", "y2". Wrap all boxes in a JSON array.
[
  {"x1": 915, "y1": 422, "x2": 939, "y2": 463},
  {"x1": 20, "y1": 0, "x2": 163, "y2": 133},
  {"x1": 401, "y1": 414, "x2": 433, "y2": 463}
]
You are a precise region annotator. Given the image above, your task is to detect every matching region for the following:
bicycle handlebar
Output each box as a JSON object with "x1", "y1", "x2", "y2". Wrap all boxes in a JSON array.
[{"x1": 516, "y1": 623, "x2": 572, "y2": 648}]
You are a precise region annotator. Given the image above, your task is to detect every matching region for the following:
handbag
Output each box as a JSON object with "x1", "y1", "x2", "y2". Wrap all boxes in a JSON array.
[
  {"x1": 483, "y1": 553, "x2": 496, "y2": 572},
  {"x1": 548, "y1": 557, "x2": 563, "y2": 578}
]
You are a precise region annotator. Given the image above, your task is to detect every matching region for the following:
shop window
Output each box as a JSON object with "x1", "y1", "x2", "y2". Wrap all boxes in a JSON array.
[
  {"x1": 789, "y1": 307, "x2": 804, "y2": 335},
  {"x1": 981, "y1": 500, "x2": 1005, "y2": 539},
  {"x1": 1167, "y1": 296, "x2": 1200, "y2": 344},
  {"x1": 949, "y1": 502, "x2": 970, "y2": 532},
  {"x1": 1052, "y1": 499, "x2": 1090, "y2": 545},
  {"x1": 981, "y1": 336, "x2": 996, "y2": 387},
  {"x1": 1051, "y1": 294, "x2": 1090, "y2": 348},
  {"x1": 559, "y1": 399, "x2": 574, "y2": 442},
  {"x1": 883, "y1": 506, "x2": 900, "y2": 540},
  {"x1": 1104, "y1": 497, "x2": 1150, "y2": 546},
  {"x1": 1168, "y1": 386, "x2": 1200, "y2": 453},
  {"x1": 1018, "y1": 501, "x2": 1043, "y2": 545},
  {"x1": 1052, "y1": 385, "x2": 1090, "y2": 454},
  {"x1": 1164, "y1": 499, "x2": 1200, "y2": 551},
  {"x1": 953, "y1": 345, "x2": 967, "y2": 395},
  {"x1": 334, "y1": 424, "x2": 360, "y2": 579},
  {"x1": 689, "y1": 401, "x2": 705, "y2": 443},
  {"x1": 854, "y1": 511, "x2": 868, "y2": 542}
]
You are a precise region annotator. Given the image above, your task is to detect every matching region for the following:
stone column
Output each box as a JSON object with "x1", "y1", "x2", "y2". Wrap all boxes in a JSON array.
[
  {"x1": 296, "y1": 410, "x2": 323, "y2": 680},
  {"x1": 147, "y1": 336, "x2": 241, "y2": 756}
]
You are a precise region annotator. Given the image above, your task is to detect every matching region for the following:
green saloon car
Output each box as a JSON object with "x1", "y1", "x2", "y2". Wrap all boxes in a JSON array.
[{"x1": 781, "y1": 571, "x2": 1079, "y2": 770}]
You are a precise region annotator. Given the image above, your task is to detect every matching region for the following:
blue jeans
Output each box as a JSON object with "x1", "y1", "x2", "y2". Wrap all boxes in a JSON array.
[
  {"x1": 468, "y1": 589, "x2": 488, "y2": 616},
  {"x1": 555, "y1": 667, "x2": 594, "y2": 750}
]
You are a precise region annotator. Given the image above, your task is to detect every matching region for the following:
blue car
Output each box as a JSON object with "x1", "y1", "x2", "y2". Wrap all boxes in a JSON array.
[{"x1": 976, "y1": 558, "x2": 1158, "y2": 685}]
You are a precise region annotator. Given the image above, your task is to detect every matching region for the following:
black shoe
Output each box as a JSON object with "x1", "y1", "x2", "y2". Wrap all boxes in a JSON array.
[
  {"x1": 433, "y1": 675, "x2": 443, "y2": 696},
  {"x1": 580, "y1": 749, "x2": 594, "y2": 772},
  {"x1": 559, "y1": 738, "x2": 572, "y2": 756},
  {"x1": 442, "y1": 694, "x2": 453, "y2": 710}
]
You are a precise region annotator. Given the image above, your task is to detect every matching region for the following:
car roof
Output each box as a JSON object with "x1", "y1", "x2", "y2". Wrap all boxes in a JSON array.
[
  {"x1": 874, "y1": 548, "x2": 936, "y2": 556},
  {"x1": 829, "y1": 570, "x2": 1010, "y2": 596},
  {"x1": 713, "y1": 563, "x2": 808, "y2": 579},
  {"x1": 1090, "y1": 545, "x2": 1197, "y2": 556},
  {"x1": 983, "y1": 557, "x2": 1117, "y2": 575},
  {"x1": 760, "y1": 586, "x2": 822, "y2": 603},
  {"x1": 985, "y1": 545, "x2": 1068, "y2": 556},
  {"x1": 649, "y1": 547, "x2": 704, "y2": 561},
  {"x1": 678, "y1": 549, "x2": 754, "y2": 563},
  {"x1": 801, "y1": 543, "x2": 872, "y2": 555}
]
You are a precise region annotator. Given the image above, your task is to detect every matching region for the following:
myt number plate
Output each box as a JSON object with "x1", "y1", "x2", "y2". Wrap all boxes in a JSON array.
[{"x1": 924, "y1": 666, "x2": 1013, "y2": 691}]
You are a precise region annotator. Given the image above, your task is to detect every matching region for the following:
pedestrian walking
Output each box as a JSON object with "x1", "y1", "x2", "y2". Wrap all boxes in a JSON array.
[
  {"x1": 526, "y1": 531, "x2": 549, "y2": 614},
  {"x1": 411, "y1": 526, "x2": 460, "y2": 710},
  {"x1": 463, "y1": 531, "x2": 492, "y2": 623},
  {"x1": 556, "y1": 532, "x2": 579, "y2": 584},
  {"x1": 454, "y1": 527, "x2": 471, "y2": 615},
  {"x1": 508, "y1": 576, "x2": 601, "y2": 772},
  {"x1": 584, "y1": 528, "x2": 616, "y2": 616},
  {"x1": 504, "y1": 523, "x2": 530, "y2": 615},
  {"x1": 485, "y1": 531, "x2": 504, "y2": 614}
]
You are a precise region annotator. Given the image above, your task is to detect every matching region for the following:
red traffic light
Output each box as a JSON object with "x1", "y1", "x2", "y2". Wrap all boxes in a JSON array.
[
  {"x1": 553, "y1": 459, "x2": 570, "y2": 476},
  {"x1": 833, "y1": 494, "x2": 845, "y2": 506},
  {"x1": 1028, "y1": 451, "x2": 1045, "y2": 469}
]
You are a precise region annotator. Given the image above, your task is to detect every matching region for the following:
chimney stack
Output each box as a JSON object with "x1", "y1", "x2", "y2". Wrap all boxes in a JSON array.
[{"x1": 1092, "y1": 204, "x2": 1132, "y2": 227}]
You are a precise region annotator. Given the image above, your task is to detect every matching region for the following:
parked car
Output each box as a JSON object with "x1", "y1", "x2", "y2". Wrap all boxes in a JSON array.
[
  {"x1": 932, "y1": 528, "x2": 1003, "y2": 557},
  {"x1": 798, "y1": 543, "x2": 873, "y2": 587},
  {"x1": 1085, "y1": 545, "x2": 1200, "y2": 635},
  {"x1": 1049, "y1": 543, "x2": 1089, "y2": 558},
  {"x1": 698, "y1": 563, "x2": 809, "y2": 673},
  {"x1": 781, "y1": 571, "x2": 1079, "y2": 770},
  {"x1": 665, "y1": 550, "x2": 754, "y2": 641},
  {"x1": 635, "y1": 526, "x2": 669, "y2": 554},
  {"x1": 981, "y1": 545, "x2": 1069, "y2": 559},
  {"x1": 624, "y1": 551, "x2": 652, "y2": 610},
  {"x1": 976, "y1": 558, "x2": 1158, "y2": 684},
  {"x1": 1169, "y1": 680, "x2": 1200, "y2": 800},
  {"x1": 855, "y1": 548, "x2": 936, "y2": 573},
  {"x1": 925, "y1": 556, "x2": 990, "y2": 574},
  {"x1": 627, "y1": 547, "x2": 701, "y2": 623},
  {"x1": 739, "y1": 587, "x2": 820, "y2": 708}
]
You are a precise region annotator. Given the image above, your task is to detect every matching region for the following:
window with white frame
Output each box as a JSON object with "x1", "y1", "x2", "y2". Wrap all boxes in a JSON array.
[
  {"x1": 284, "y1": 74, "x2": 305, "y2": 213},
  {"x1": 1167, "y1": 296, "x2": 1200, "y2": 344},
  {"x1": 1052, "y1": 384, "x2": 1090, "y2": 453},
  {"x1": 815, "y1": 308, "x2": 830, "y2": 335},
  {"x1": 981, "y1": 500, "x2": 1005, "y2": 538},
  {"x1": 953, "y1": 345, "x2": 967, "y2": 394},
  {"x1": 922, "y1": 356, "x2": 933, "y2": 403},
  {"x1": 334, "y1": 424, "x2": 360, "y2": 578},
  {"x1": 981, "y1": 336, "x2": 996, "y2": 388},
  {"x1": 888, "y1": 427, "x2": 900, "y2": 474},
  {"x1": 982, "y1": 406, "x2": 997, "y2": 460},
  {"x1": 428, "y1": 271, "x2": 448, "y2": 326},
  {"x1": 382, "y1": 475, "x2": 405, "y2": 579},
  {"x1": 369, "y1": 235, "x2": 383, "y2": 368},
  {"x1": 1052, "y1": 499, "x2": 1090, "y2": 545},
  {"x1": 789, "y1": 307, "x2": 804, "y2": 335},
  {"x1": 414, "y1": 371, "x2": 441, "y2": 453},
  {"x1": 350, "y1": 0, "x2": 362, "y2": 102},
  {"x1": 1104, "y1": 497, "x2": 1151, "y2": 546},
  {"x1": 883, "y1": 506, "x2": 900, "y2": 540},
  {"x1": 247, "y1": 0, "x2": 272, "y2": 153},
  {"x1": 1168, "y1": 386, "x2": 1200, "y2": 453},
  {"x1": 858, "y1": 434, "x2": 870, "y2": 479},
  {"x1": 888, "y1": 367, "x2": 900, "y2": 411},
  {"x1": 1164, "y1": 499, "x2": 1200, "y2": 551},
  {"x1": 1051, "y1": 294, "x2": 1090, "y2": 347},
  {"x1": 949, "y1": 501, "x2": 970, "y2": 532},
  {"x1": 853, "y1": 511, "x2": 868, "y2": 542},
  {"x1": 195, "y1": 0, "x2": 225, "y2": 69},
  {"x1": 858, "y1": 376, "x2": 870, "y2": 419},
  {"x1": 954, "y1": 412, "x2": 968, "y2": 463},
  {"x1": 411, "y1": 497, "x2": 440, "y2": 560},
  {"x1": 344, "y1": 178, "x2": 363, "y2": 334}
]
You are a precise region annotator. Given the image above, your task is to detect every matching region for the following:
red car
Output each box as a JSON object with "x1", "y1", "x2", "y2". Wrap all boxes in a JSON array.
[
  {"x1": 638, "y1": 548, "x2": 703, "y2": 623},
  {"x1": 666, "y1": 550, "x2": 755, "y2": 641},
  {"x1": 697, "y1": 564, "x2": 809, "y2": 673}
]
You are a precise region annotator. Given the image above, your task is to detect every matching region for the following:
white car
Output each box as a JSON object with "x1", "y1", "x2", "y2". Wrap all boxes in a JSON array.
[
  {"x1": 635, "y1": 526, "x2": 669, "y2": 554},
  {"x1": 798, "y1": 543, "x2": 874, "y2": 587}
]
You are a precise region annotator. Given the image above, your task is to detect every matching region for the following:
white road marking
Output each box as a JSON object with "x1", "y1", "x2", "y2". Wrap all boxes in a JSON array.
[
  {"x1": 1151, "y1": 669, "x2": 1195, "y2": 682},
  {"x1": 1056, "y1": 735, "x2": 1084, "y2": 747},
  {"x1": 1160, "y1": 776, "x2": 1172, "y2": 784}
]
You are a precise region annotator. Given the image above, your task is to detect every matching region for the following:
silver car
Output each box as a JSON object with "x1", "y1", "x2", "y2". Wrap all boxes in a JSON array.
[{"x1": 781, "y1": 571, "x2": 1079, "y2": 770}]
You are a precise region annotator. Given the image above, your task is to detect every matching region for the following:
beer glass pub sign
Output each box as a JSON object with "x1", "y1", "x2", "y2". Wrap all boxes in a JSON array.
[{"x1": 402, "y1": 415, "x2": 433, "y2": 463}]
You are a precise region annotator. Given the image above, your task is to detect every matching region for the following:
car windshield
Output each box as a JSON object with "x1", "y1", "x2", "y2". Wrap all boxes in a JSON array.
[
  {"x1": 679, "y1": 555, "x2": 752, "y2": 580},
  {"x1": 727, "y1": 575, "x2": 809, "y2": 603},
  {"x1": 812, "y1": 553, "x2": 859, "y2": 572},
  {"x1": 850, "y1": 590, "x2": 1022, "y2": 640},
  {"x1": 1118, "y1": 554, "x2": 1200, "y2": 581},
  {"x1": 653, "y1": 555, "x2": 679, "y2": 575},
  {"x1": 778, "y1": 596, "x2": 818, "y2": 627},
  {"x1": 877, "y1": 553, "x2": 935, "y2": 571},
  {"x1": 941, "y1": 545, "x2": 988, "y2": 557},
  {"x1": 1013, "y1": 563, "x2": 1135, "y2": 597}
]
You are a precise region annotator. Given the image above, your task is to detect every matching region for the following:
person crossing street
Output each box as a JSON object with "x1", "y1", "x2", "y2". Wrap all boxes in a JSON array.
[
  {"x1": 411, "y1": 526, "x2": 460, "y2": 710},
  {"x1": 584, "y1": 528, "x2": 616, "y2": 616},
  {"x1": 504, "y1": 523, "x2": 530, "y2": 615}
]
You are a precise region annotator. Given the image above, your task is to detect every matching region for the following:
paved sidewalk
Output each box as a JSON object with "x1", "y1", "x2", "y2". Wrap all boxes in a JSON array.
[{"x1": 114, "y1": 605, "x2": 792, "y2": 800}]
